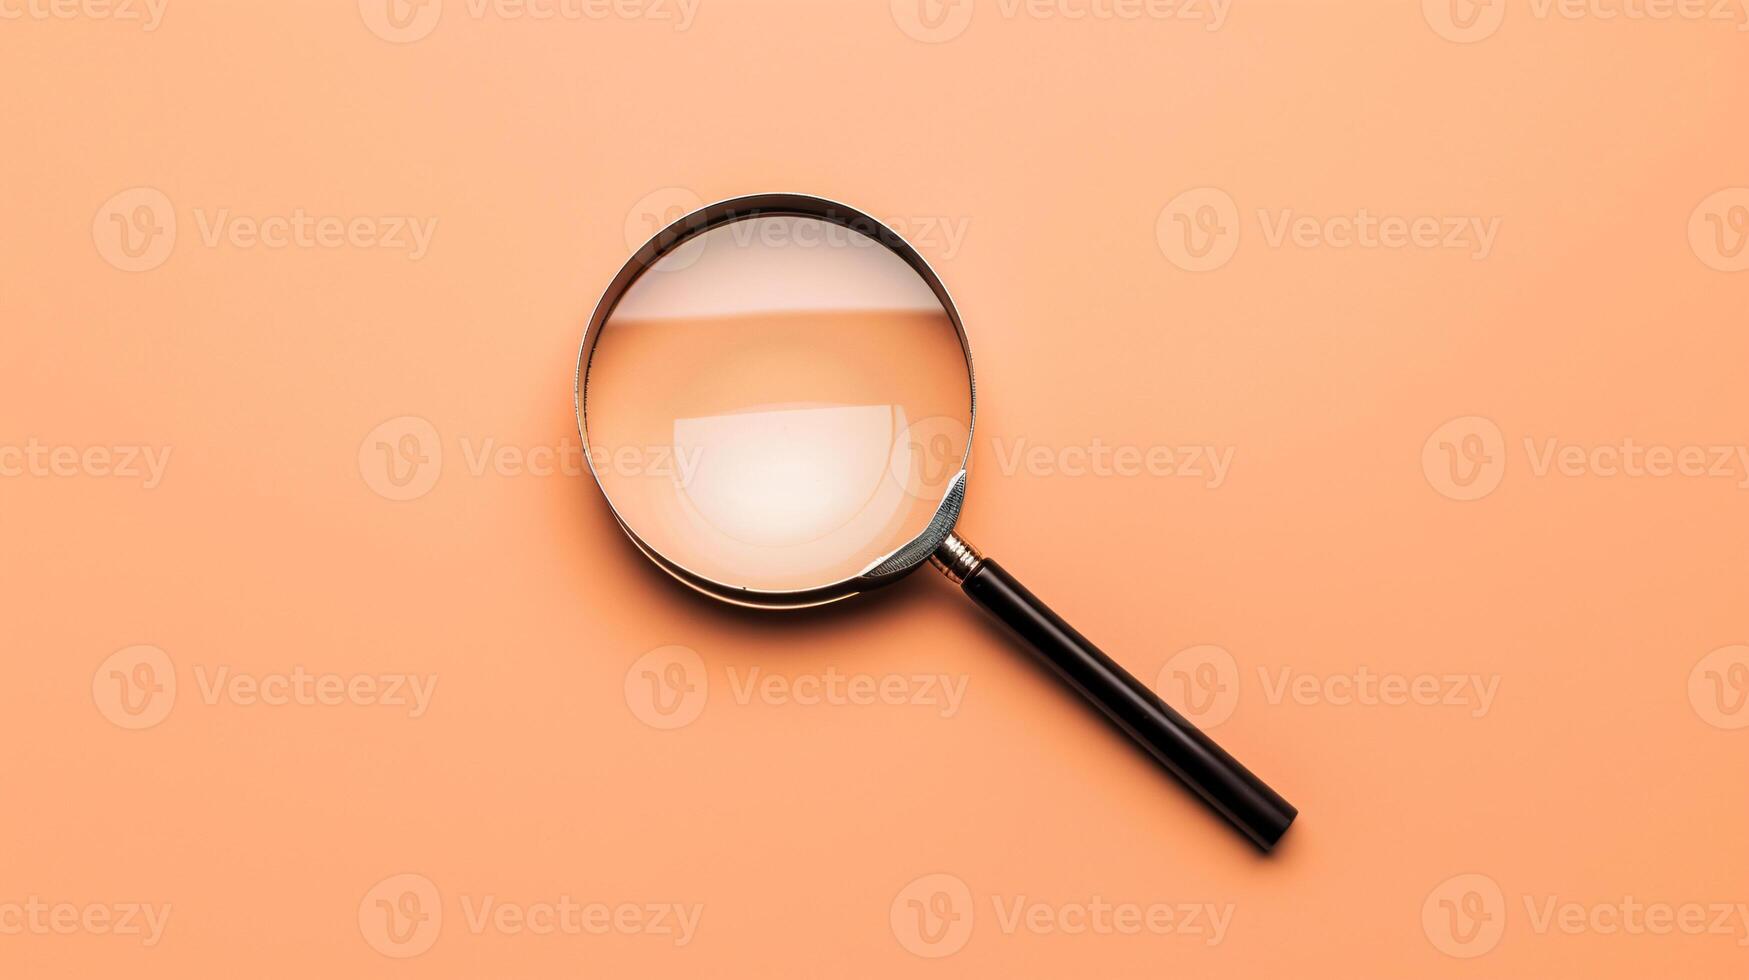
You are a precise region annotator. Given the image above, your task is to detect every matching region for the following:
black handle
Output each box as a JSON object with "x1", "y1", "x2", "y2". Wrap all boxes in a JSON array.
[{"x1": 960, "y1": 557, "x2": 1296, "y2": 851}]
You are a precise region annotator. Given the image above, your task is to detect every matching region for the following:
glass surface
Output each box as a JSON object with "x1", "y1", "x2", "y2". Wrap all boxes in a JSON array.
[{"x1": 585, "y1": 216, "x2": 973, "y2": 593}]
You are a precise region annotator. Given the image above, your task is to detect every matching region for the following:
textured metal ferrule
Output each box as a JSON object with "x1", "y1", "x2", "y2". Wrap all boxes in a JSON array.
[{"x1": 930, "y1": 532, "x2": 983, "y2": 585}]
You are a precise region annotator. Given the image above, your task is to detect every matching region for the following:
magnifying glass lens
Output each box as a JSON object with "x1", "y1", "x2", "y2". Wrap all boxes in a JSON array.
[{"x1": 585, "y1": 216, "x2": 973, "y2": 593}]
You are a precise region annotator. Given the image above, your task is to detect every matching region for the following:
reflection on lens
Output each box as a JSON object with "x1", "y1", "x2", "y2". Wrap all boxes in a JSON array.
[{"x1": 584, "y1": 216, "x2": 973, "y2": 593}]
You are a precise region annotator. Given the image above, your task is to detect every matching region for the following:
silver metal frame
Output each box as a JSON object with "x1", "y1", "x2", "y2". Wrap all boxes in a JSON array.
[{"x1": 574, "y1": 193, "x2": 977, "y2": 609}]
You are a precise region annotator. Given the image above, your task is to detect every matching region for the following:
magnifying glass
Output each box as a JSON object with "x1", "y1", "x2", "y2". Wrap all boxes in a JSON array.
[{"x1": 577, "y1": 194, "x2": 1296, "y2": 851}]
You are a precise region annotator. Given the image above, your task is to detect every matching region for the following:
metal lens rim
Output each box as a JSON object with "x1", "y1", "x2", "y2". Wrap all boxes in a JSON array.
[{"x1": 573, "y1": 192, "x2": 977, "y2": 609}]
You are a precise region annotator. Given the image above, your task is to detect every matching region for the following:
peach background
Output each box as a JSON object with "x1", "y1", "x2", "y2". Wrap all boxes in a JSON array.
[{"x1": 4, "y1": 1, "x2": 1748, "y2": 976}]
